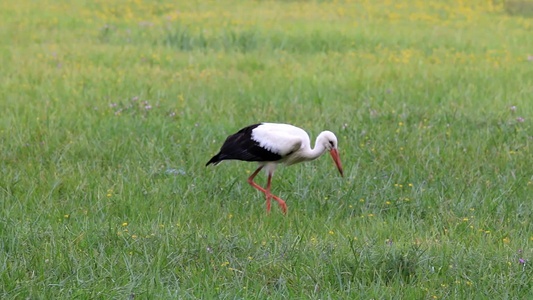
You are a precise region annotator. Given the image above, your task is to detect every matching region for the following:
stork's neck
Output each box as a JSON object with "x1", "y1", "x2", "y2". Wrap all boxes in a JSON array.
[{"x1": 304, "y1": 132, "x2": 329, "y2": 161}]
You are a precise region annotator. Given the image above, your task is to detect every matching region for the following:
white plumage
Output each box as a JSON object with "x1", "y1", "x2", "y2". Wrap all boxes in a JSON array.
[{"x1": 251, "y1": 123, "x2": 307, "y2": 156}]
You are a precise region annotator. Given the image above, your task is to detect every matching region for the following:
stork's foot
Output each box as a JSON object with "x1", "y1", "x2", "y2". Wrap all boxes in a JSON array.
[
  {"x1": 276, "y1": 197, "x2": 287, "y2": 214},
  {"x1": 266, "y1": 193, "x2": 287, "y2": 214}
]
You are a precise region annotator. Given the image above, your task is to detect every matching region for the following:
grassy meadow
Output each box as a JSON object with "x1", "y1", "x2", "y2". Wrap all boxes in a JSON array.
[{"x1": 1, "y1": 0, "x2": 533, "y2": 298}]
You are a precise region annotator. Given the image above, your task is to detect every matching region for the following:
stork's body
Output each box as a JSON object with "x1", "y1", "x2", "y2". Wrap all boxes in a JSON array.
[{"x1": 206, "y1": 123, "x2": 343, "y2": 214}]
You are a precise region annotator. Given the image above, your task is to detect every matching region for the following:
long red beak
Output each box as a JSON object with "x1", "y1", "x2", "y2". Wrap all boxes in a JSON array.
[{"x1": 329, "y1": 149, "x2": 344, "y2": 177}]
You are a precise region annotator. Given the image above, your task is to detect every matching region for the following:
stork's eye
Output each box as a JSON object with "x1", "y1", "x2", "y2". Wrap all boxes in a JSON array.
[{"x1": 329, "y1": 141, "x2": 334, "y2": 147}]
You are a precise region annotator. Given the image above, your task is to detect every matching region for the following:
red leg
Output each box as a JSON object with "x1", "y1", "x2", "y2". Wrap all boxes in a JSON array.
[
  {"x1": 266, "y1": 172, "x2": 287, "y2": 214},
  {"x1": 247, "y1": 166, "x2": 265, "y2": 192},
  {"x1": 247, "y1": 167, "x2": 287, "y2": 214},
  {"x1": 265, "y1": 173, "x2": 272, "y2": 213}
]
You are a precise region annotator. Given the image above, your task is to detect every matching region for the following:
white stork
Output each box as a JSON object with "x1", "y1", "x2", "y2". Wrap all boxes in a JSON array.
[{"x1": 206, "y1": 123, "x2": 344, "y2": 214}]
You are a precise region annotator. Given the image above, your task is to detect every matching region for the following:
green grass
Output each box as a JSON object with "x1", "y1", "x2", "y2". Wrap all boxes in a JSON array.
[{"x1": 1, "y1": 0, "x2": 532, "y2": 298}]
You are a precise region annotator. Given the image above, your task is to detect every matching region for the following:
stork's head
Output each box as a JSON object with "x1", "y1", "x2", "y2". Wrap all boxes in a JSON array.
[{"x1": 320, "y1": 131, "x2": 344, "y2": 177}]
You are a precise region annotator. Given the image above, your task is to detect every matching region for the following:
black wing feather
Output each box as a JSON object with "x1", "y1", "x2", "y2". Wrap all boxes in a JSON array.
[{"x1": 206, "y1": 123, "x2": 282, "y2": 166}]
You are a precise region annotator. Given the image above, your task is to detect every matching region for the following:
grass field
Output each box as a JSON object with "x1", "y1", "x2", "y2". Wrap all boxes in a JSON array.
[{"x1": 1, "y1": 0, "x2": 533, "y2": 298}]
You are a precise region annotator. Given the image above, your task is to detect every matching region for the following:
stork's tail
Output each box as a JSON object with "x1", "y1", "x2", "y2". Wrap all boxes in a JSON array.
[{"x1": 205, "y1": 153, "x2": 221, "y2": 166}]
